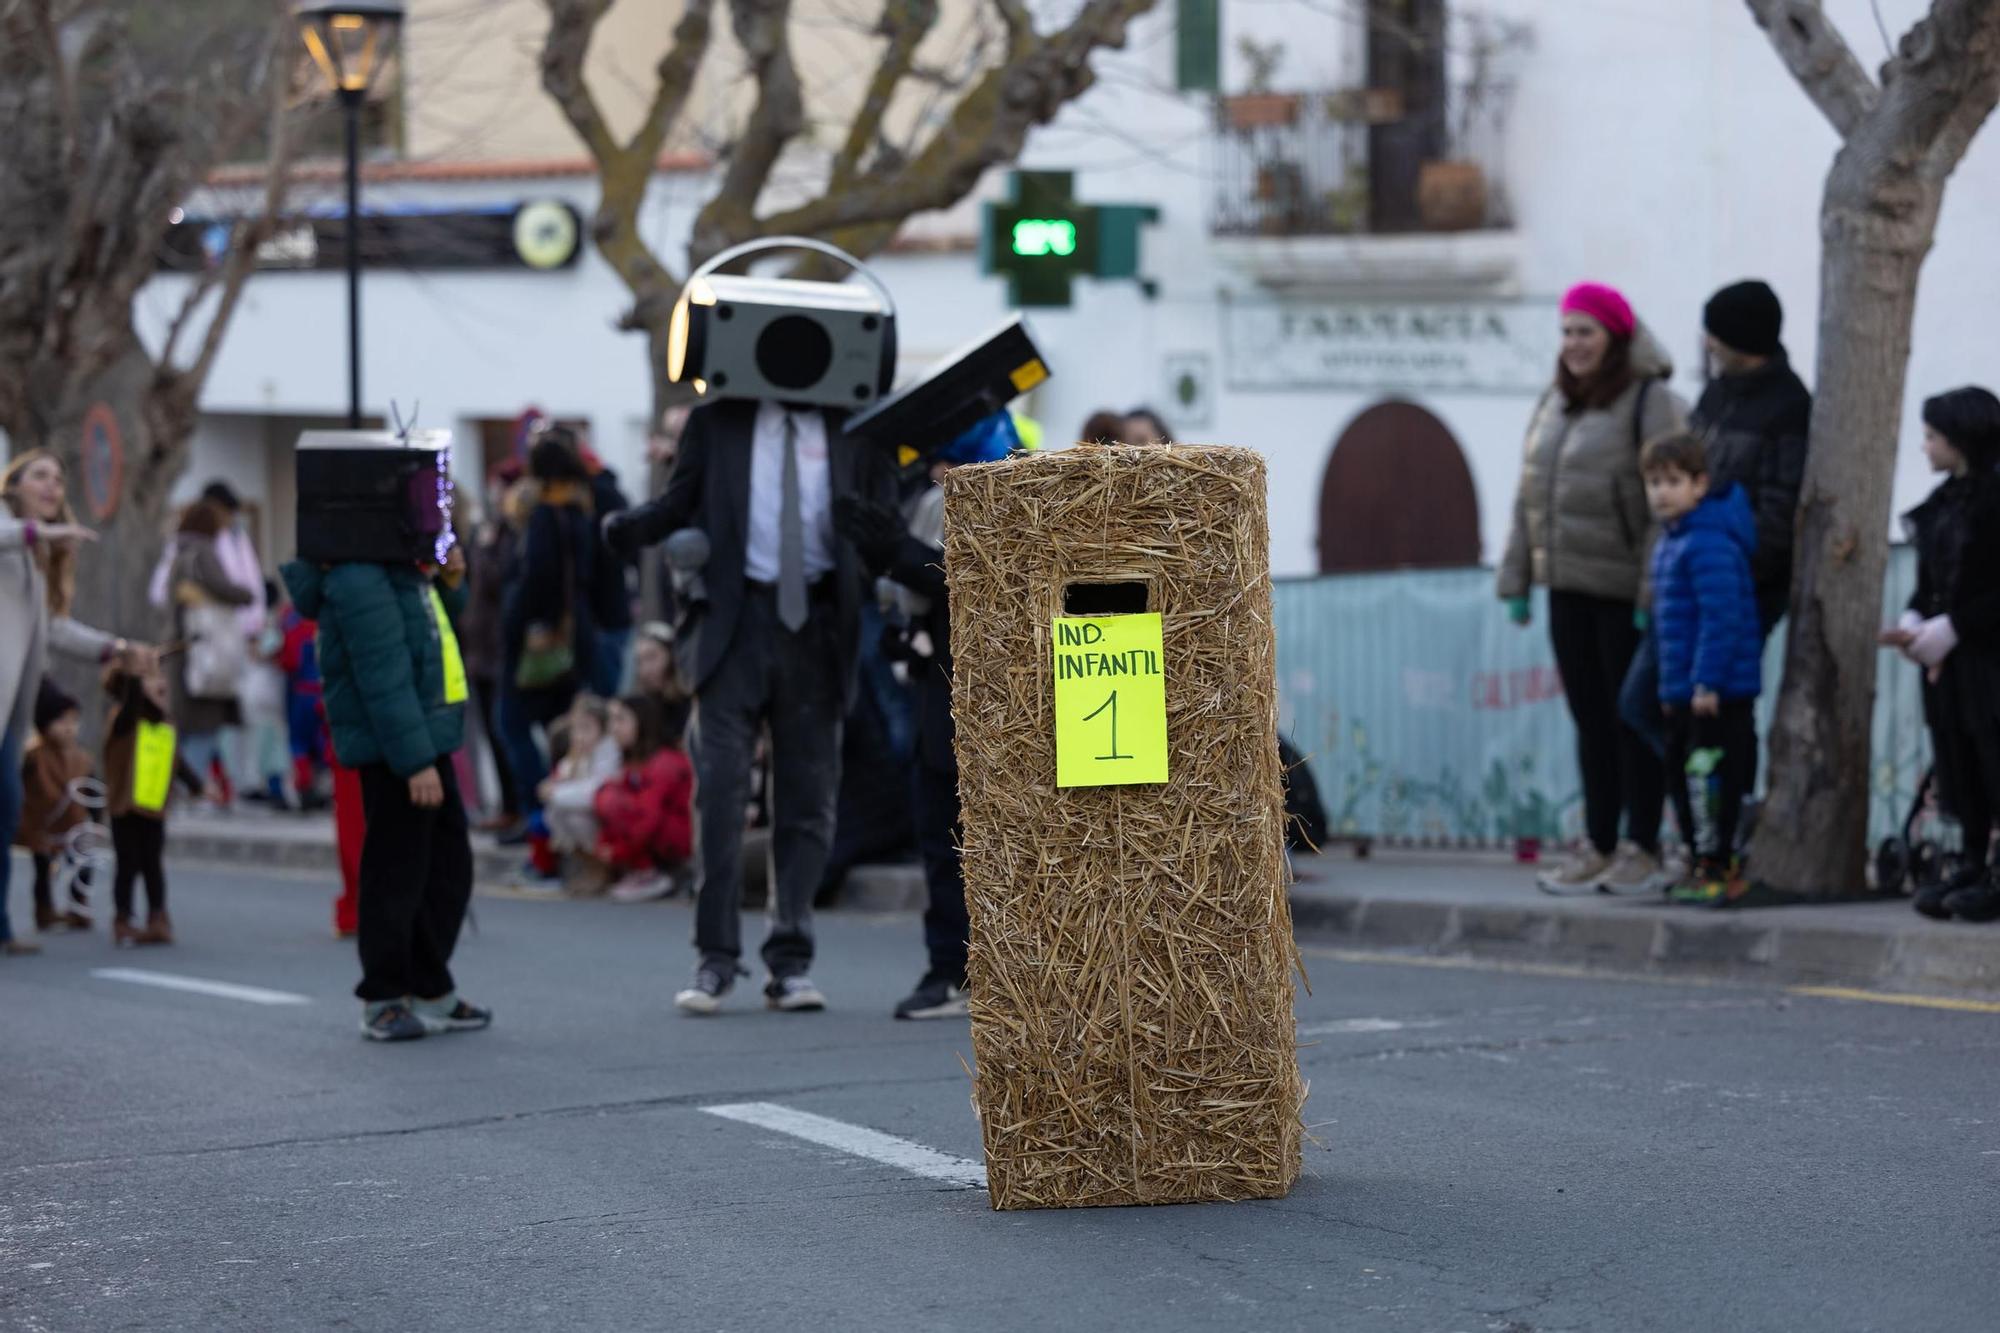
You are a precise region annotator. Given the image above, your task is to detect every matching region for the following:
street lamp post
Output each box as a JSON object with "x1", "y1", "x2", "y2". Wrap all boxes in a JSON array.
[{"x1": 295, "y1": 2, "x2": 405, "y2": 429}]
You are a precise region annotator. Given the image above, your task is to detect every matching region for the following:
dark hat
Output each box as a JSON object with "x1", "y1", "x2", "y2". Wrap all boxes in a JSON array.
[
  {"x1": 201, "y1": 480, "x2": 242, "y2": 512},
  {"x1": 34, "y1": 678, "x2": 79, "y2": 733},
  {"x1": 1703, "y1": 280, "x2": 1783, "y2": 357}
]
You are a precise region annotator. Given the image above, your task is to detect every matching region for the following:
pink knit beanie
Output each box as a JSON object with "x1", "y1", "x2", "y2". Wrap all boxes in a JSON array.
[{"x1": 1560, "y1": 282, "x2": 1636, "y2": 340}]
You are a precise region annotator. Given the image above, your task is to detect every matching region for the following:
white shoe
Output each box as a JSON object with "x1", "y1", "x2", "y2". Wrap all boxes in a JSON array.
[
  {"x1": 764, "y1": 975, "x2": 826, "y2": 1012},
  {"x1": 608, "y1": 871, "x2": 673, "y2": 903},
  {"x1": 1536, "y1": 847, "x2": 1611, "y2": 895},
  {"x1": 1599, "y1": 841, "x2": 1666, "y2": 895},
  {"x1": 675, "y1": 967, "x2": 732, "y2": 1015}
]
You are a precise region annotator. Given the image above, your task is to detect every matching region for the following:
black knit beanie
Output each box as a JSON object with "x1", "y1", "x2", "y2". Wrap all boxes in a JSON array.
[
  {"x1": 1922, "y1": 386, "x2": 2000, "y2": 473},
  {"x1": 34, "y1": 678, "x2": 79, "y2": 734},
  {"x1": 1703, "y1": 280, "x2": 1783, "y2": 357}
]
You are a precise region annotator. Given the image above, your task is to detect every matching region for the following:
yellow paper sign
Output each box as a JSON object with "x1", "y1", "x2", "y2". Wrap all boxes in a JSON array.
[
  {"x1": 133, "y1": 720, "x2": 177, "y2": 813},
  {"x1": 429, "y1": 587, "x2": 469, "y2": 706},
  {"x1": 1052, "y1": 614, "x2": 1168, "y2": 787}
]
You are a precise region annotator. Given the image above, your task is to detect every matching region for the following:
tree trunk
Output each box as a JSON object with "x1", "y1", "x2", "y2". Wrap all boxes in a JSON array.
[{"x1": 1749, "y1": 147, "x2": 1942, "y2": 898}]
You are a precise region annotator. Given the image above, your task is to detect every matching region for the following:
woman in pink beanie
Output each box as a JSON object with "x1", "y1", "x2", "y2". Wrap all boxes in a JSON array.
[{"x1": 1498, "y1": 281, "x2": 1685, "y2": 894}]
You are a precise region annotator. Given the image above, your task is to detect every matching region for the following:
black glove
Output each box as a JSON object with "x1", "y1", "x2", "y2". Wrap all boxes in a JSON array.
[
  {"x1": 601, "y1": 508, "x2": 636, "y2": 559},
  {"x1": 834, "y1": 494, "x2": 903, "y2": 573}
]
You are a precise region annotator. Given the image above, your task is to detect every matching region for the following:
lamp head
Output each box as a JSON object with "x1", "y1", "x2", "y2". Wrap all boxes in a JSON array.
[{"x1": 295, "y1": 1, "x2": 405, "y2": 96}]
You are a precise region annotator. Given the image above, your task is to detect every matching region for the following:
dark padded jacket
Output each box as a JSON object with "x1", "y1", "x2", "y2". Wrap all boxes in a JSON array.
[
  {"x1": 1688, "y1": 352, "x2": 1811, "y2": 629},
  {"x1": 1652, "y1": 484, "x2": 1762, "y2": 704},
  {"x1": 281, "y1": 560, "x2": 468, "y2": 778}
]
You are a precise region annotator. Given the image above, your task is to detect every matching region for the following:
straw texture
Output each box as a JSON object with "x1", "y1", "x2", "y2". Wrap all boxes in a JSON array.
[{"x1": 942, "y1": 442, "x2": 1304, "y2": 1211}]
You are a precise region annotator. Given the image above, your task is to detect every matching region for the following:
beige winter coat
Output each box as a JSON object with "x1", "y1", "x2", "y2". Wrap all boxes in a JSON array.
[
  {"x1": 0, "y1": 516, "x2": 114, "y2": 744},
  {"x1": 1497, "y1": 325, "x2": 1687, "y2": 605}
]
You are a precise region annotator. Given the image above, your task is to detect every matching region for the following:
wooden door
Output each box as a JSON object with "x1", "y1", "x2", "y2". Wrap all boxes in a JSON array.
[{"x1": 1317, "y1": 399, "x2": 1480, "y2": 573}]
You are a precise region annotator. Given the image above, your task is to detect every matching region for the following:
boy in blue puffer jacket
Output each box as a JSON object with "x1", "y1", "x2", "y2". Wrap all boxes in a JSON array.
[
  {"x1": 1641, "y1": 433, "x2": 1763, "y2": 907},
  {"x1": 281, "y1": 546, "x2": 491, "y2": 1042}
]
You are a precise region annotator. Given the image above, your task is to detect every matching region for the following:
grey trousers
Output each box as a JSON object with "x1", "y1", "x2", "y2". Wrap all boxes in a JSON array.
[{"x1": 690, "y1": 586, "x2": 843, "y2": 980}]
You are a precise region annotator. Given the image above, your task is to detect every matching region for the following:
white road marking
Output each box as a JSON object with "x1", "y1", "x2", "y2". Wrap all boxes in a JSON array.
[
  {"x1": 1296, "y1": 1017, "x2": 1447, "y2": 1036},
  {"x1": 702, "y1": 1102, "x2": 987, "y2": 1189},
  {"x1": 91, "y1": 968, "x2": 311, "y2": 1007}
]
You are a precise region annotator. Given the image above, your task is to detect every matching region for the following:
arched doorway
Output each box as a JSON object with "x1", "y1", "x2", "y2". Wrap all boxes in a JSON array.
[{"x1": 1317, "y1": 399, "x2": 1481, "y2": 573}]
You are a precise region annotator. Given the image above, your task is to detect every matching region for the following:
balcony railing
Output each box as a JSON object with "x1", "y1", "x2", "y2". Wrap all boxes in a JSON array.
[{"x1": 1210, "y1": 84, "x2": 1513, "y2": 240}]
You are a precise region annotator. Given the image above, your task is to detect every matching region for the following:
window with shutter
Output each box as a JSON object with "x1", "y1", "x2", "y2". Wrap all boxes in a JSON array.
[{"x1": 1176, "y1": 0, "x2": 1220, "y2": 92}]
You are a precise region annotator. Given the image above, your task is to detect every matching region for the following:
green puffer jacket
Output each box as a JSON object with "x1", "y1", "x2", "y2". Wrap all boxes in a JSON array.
[
  {"x1": 1497, "y1": 325, "x2": 1687, "y2": 605},
  {"x1": 280, "y1": 560, "x2": 468, "y2": 778}
]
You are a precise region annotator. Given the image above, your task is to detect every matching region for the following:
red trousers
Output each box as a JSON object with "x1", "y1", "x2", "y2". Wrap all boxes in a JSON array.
[{"x1": 333, "y1": 762, "x2": 364, "y2": 935}]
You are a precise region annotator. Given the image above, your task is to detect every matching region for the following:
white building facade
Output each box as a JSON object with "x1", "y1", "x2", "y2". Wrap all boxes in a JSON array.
[{"x1": 146, "y1": 0, "x2": 2000, "y2": 578}]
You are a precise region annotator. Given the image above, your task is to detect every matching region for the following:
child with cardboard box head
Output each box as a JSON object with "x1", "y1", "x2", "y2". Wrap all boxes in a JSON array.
[{"x1": 283, "y1": 434, "x2": 489, "y2": 1042}]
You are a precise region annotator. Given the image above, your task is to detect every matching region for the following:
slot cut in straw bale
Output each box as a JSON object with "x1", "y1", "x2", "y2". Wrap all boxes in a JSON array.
[{"x1": 942, "y1": 442, "x2": 1305, "y2": 1210}]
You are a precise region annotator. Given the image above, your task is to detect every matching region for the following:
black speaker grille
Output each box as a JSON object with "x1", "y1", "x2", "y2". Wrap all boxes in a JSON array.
[{"x1": 756, "y1": 315, "x2": 834, "y2": 390}]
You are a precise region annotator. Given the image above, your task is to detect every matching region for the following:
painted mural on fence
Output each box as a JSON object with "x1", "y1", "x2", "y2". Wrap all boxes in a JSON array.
[{"x1": 1271, "y1": 549, "x2": 1925, "y2": 848}]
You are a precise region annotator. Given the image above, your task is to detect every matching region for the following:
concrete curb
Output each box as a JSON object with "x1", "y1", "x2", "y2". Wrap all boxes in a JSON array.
[{"x1": 1286, "y1": 891, "x2": 2000, "y2": 999}]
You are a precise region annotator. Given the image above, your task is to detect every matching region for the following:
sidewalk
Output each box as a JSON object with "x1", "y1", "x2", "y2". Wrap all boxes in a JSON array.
[
  {"x1": 164, "y1": 807, "x2": 929, "y2": 912},
  {"x1": 1288, "y1": 848, "x2": 2000, "y2": 1000}
]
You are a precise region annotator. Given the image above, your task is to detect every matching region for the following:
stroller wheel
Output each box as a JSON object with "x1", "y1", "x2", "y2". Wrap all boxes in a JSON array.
[{"x1": 1874, "y1": 837, "x2": 1911, "y2": 896}]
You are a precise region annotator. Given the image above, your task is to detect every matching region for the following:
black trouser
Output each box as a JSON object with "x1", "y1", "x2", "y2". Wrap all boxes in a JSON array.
[
  {"x1": 110, "y1": 815, "x2": 167, "y2": 921},
  {"x1": 914, "y1": 759, "x2": 968, "y2": 986},
  {"x1": 1548, "y1": 590, "x2": 1664, "y2": 855},
  {"x1": 471, "y1": 674, "x2": 520, "y2": 817},
  {"x1": 1665, "y1": 701, "x2": 1758, "y2": 864},
  {"x1": 32, "y1": 854, "x2": 53, "y2": 917},
  {"x1": 355, "y1": 759, "x2": 474, "y2": 1004},
  {"x1": 1929, "y1": 681, "x2": 2000, "y2": 871},
  {"x1": 689, "y1": 586, "x2": 843, "y2": 980}
]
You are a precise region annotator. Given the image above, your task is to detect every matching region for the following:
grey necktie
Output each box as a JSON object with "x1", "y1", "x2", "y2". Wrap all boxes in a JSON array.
[{"x1": 777, "y1": 412, "x2": 808, "y2": 632}]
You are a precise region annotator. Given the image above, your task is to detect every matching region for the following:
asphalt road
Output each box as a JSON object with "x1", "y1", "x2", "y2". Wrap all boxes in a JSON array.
[{"x1": 4, "y1": 859, "x2": 1999, "y2": 1333}]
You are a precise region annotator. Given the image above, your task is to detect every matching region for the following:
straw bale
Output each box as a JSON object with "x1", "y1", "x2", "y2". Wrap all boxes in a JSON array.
[{"x1": 941, "y1": 442, "x2": 1304, "y2": 1210}]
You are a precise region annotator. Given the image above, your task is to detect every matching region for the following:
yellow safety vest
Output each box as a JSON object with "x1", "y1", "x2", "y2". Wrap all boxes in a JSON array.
[
  {"x1": 429, "y1": 586, "x2": 468, "y2": 706},
  {"x1": 133, "y1": 720, "x2": 177, "y2": 814}
]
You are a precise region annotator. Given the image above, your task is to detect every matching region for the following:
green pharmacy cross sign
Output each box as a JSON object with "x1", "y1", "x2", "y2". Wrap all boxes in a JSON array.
[{"x1": 982, "y1": 171, "x2": 1159, "y2": 308}]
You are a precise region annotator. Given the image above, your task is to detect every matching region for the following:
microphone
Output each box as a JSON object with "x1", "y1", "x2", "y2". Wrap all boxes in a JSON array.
[{"x1": 664, "y1": 527, "x2": 710, "y2": 607}]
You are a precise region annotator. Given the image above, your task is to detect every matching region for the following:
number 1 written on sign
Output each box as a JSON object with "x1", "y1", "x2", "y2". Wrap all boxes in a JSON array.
[{"x1": 1052, "y1": 614, "x2": 1168, "y2": 787}]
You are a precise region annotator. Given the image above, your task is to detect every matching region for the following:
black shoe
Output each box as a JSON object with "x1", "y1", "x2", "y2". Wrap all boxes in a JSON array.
[
  {"x1": 675, "y1": 967, "x2": 735, "y2": 1015},
  {"x1": 1916, "y1": 865, "x2": 1985, "y2": 920},
  {"x1": 894, "y1": 974, "x2": 969, "y2": 1020},
  {"x1": 495, "y1": 824, "x2": 531, "y2": 847},
  {"x1": 361, "y1": 1002, "x2": 426, "y2": 1042},
  {"x1": 1944, "y1": 883, "x2": 2000, "y2": 923}
]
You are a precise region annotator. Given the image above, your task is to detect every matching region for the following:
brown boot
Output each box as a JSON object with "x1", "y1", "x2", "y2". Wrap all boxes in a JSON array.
[
  {"x1": 62, "y1": 910, "x2": 92, "y2": 932},
  {"x1": 138, "y1": 913, "x2": 174, "y2": 946},
  {"x1": 113, "y1": 918, "x2": 143, "y2": 948}
]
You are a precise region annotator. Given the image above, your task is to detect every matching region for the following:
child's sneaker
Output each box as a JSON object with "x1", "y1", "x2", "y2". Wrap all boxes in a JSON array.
[
  {"x1": 412, "y1": 994, "x2": 493, "y2": 1033},
  {"x1": 360, "y1": 1001, "x2": 426, "y2": 1042},
  {"x1": 1668, "y1": 860, "x2": 1728, "y2": 906},
  {"x1": 1599, "y1": 842, "x2": 1666, "y2": 895},
  {"x1": 1536, "y1": 846, "x2": 1611, "y2": 895}
]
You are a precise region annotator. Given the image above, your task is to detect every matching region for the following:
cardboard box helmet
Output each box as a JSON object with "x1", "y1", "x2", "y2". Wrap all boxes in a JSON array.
[
  {"x1": 296, "y1": 429, "x2": 456, "y2": 566},
  {"x1": 665, "y1": 236, "x2": 897, "y2": 409}
]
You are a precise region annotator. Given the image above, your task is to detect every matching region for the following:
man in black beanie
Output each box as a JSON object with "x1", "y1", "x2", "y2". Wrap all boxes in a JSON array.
[{"x1": 1621, "y1": 279, "x2": 1811, "y2": 760}]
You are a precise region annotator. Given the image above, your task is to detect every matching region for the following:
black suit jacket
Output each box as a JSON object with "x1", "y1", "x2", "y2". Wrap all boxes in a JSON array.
[{"x1": 615, "y1": 400, "x2": 897, "y2": 702}]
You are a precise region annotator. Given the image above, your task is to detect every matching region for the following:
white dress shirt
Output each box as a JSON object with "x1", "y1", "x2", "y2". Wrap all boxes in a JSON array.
[{"x1": 745, "y1": 401, "x2": 835, "y2": 583}]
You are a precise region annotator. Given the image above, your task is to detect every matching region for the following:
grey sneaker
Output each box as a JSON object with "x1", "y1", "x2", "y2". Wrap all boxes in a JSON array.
[
  {"x1": 1598, "y1": 842, "x2": 1665, "y2": 895},
  {"x1": 361, "y1": 1001, "x2": 426, "y2": 1042},
  {"x1": 1536, "y1": 847, "x2": 1611, "y2": 895},
  {"x1": 675, "y1": 967, "x2": 733, "y2": 1015},
  {"x1": 894, "y1": 974, "x2": 969, "y2": 1020},
  {"x1": 412, "y1": 994, "x2": 492, "y2": 1034},
  {"x1": 765, "y1": 975, "x2": 827, "y2": 1012}
]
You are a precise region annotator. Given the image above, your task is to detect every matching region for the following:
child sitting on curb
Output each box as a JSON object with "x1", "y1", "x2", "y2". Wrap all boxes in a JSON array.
[
  {"x1": 538, "y1": 693, "x2": 621, "y2": 894},
  {"x1": 282, "y1": 544, "x2": 491, "y2": 1043},
  {"x1": 595, "y1": 694, "x2": 694, "y2": 903},
  {"x1": 1641, "y1": 433, "x2": 1766, "y2": 908},
  {"x1": 19, "y1": 681, "x2": 94, "y2": 934}
]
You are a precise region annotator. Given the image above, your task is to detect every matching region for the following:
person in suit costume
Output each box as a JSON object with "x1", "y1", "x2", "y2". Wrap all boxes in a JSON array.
[{"x1": 606, "y1": 399, "x2": 897, "y2": 1014}]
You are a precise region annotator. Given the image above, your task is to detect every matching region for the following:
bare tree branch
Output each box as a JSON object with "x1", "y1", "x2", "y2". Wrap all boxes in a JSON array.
[
  {"x1": 1743, "y1": 0, "x2": 1881, "y2": 137},
  {"x1": 691, "y1": 0, "x2": 808, "y2": 254},
  {"x1": 539, "y1": 0, "x2": 623, "y2": 163},
  {"x1": 989, "y1": 0, "x2": 1032, "y2": 58},
  {"x1": 753, "y1": 0, "x2": 1155, "y2": 242},
  {"x1": 828, "y1": 0, "x2": 938, "y2": 190}
]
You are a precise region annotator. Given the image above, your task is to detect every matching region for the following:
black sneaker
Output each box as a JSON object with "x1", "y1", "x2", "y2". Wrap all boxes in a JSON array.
[
  {"x1": 764, "y1": 975, "x2": 827, "y2": 1012},
  {"x1": 894, "y1": 974, "x2": 969, "y2": 1021},
  {"x1": 361, "y1": 1002, "x2": 426, "y2": 1042},
  {"x1": 1944, "y1": 883, "x2": 2000, "y2": 923},
  {"x1": 413, "y1": 995, "x2": 492, "y2": 1033},
  {"x1": 1918, "y1": 865, "x2": 1985, "y2": 920},
  {"x1": 675, "y1": 967, "x2": 735, "y2": 1015}
]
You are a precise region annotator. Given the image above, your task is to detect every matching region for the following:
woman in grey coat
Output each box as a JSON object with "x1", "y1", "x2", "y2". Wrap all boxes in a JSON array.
[
  {"x1": 1498, "y1": 282, "x2": 1685, "y2": 894},
  {"x1": 1, "y1": 450, "x2": 153, "y2": 953},
  {"x1": 164, "y1": 499, "x2": 255, "y2": 793}
]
